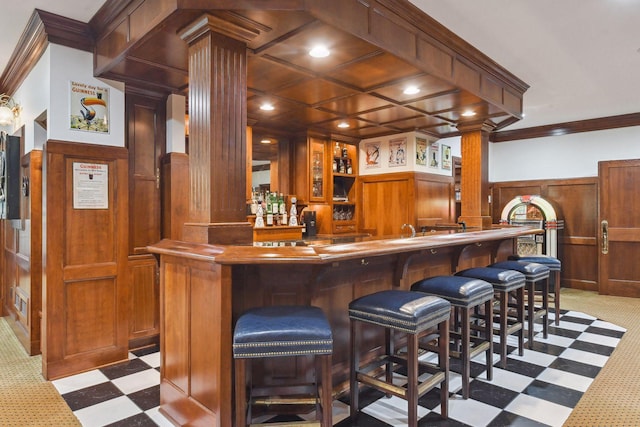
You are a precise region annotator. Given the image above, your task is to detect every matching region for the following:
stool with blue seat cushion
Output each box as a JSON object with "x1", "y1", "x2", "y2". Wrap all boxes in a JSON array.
[
  {"x1": 490, "y1": 260, "x2": 550, "y2": 349},
  {"x1": 349, "y1": 290, "x2": 451, "y2": 426},
  {"x1": 411, "y1": 275, "x2": 494, "y2": 399},
  {"x1": 233, "y1": 305, "x2": 333, "y2": 427},
  {"x1": 509, "y1": 254, "x2": 562, "y2": 325},
  {"x1": 456, "y1": 267, "x2": 525, "y2": 369}
]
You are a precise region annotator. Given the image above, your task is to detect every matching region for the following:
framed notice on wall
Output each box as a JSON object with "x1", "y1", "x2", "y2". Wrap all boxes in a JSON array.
[
  {"x1": 70, "y1": 81, "x2": 110, "y2": 133},
  {"x1": 73, "y1": 162, "x2": 109, "y2": 209}
]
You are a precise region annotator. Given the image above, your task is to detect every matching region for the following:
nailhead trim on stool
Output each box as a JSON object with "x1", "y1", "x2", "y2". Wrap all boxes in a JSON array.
[
  {"x1": 349, "y1": 290, "x2": 451, "y2": 426},
  {"x1": 509, "y1": 254, "x2": 562, "y2": 325},
  {"x1": 491, "y1": 260, "x2": 550, "y2": 349},
  {"x1": 233, "y1": 305, "x2": 333, "y2": 427},
  {"x1": 456, "y1": 267, "x2": 526, "y2": 369},
  {"x1": 411, "y1": 276, "x2": 494, "y2": 399}
]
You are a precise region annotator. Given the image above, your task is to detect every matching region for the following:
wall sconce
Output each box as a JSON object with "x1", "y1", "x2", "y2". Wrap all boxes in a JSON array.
[{"x1": 0, "y1": 94, "x2": 20, "y2": 126}]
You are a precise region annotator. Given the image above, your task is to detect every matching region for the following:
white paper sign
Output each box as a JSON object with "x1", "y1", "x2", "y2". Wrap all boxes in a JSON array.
[{"x1": 73, "y1": 162, "x2": 109, "y2": 209}]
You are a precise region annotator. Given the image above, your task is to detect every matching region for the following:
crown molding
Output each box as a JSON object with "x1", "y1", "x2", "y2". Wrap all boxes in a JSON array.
[{"x1": 0, "y1": 9, "x2": 94, "y2": 95}]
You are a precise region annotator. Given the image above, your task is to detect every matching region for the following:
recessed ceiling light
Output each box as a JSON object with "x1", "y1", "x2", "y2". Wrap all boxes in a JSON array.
[
  {"x1": 260, "y1": 103, "x2": 274, "y2": 111},
  {"x1": 403, "y1": 86, "x2": 420, "y2": 95},
  {"x1": 337, "y1": 122, "x2": 350, "y2": 128},
  {"x1": 461, "y1": 110, "x2": 476, "y2": 117},
  {"x1": 309, "y1": 45, "x2": 330, "y2": 58},
  {"x1": 260, "y1": 138, "x2": 272, "y2": 144}
]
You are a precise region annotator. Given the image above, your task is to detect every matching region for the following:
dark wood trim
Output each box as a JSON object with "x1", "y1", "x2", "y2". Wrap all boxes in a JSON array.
[
  {"x1": 0, "y1": 10, "x2": 93, "y2": 95},
  {"x1": 490, "y1": 112, "x2": 640, "y2": 143}
]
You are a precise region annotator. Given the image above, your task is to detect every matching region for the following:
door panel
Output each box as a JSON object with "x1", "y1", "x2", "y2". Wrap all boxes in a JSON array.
[{"x1": 598, "y1": 159, "x2": 640, "y2": 296}]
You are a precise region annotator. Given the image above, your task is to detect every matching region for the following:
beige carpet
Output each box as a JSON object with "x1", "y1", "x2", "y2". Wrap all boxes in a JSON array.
[
  {"x1": 0, "y1": 317, "x2": 80, "y2": 426},
  {"x1": 561, "y1": 288, "x2": 640, "y2": 427}
]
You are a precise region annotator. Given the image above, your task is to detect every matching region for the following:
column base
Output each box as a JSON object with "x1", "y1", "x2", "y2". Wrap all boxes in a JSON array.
[
  {"x1": 457, "y1": 215, "x2": 493, "y2": 230},
  {"x1": 183, "y1": 222, "x2": 253, "y2": 245}
]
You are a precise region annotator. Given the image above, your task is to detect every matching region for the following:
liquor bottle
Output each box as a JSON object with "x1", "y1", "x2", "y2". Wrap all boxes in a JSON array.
[
  {"x1": 265, "y1": 191, "x2": 273, "y2": 226},
  {"x1": 289, "y1": 197, "x2": 298, "y2": 226},
  {"x1": 346, "y1": 158, "x2": 353, "y2": 174},
  {"x1": 271, "y1": 191, "x2": 279, "y2": 215},
  {"x1": 254, "y1": 194, "x2": 265, "y2": 228},
  {"x1": 250, "y1": 188, "x2": 258, "y2": 215}
]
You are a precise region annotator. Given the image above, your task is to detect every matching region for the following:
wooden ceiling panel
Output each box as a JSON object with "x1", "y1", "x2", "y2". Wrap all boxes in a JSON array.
[
  {"x1": 371, "y1": 74, "x2": 457, "y2": 103},
  {"x1": 258, "y1": 22, "x2": 379, "y2": 74},
  {"x1": 317, "y1": 93, "x2": 391, "y2": 115},
  {"x1": 273, "y1": 78, "x2": 358, "y2": 105},
  {"x1": 326, "y1": 51, "x2": 422, "y2": 89},
  {"x1": 406, "y1": 90, "x2": 483, "y2": 115},
  {"x1": 247, "y1": 56, "x2": 308, "y2": 93},
  {"x1": 356, "y1": 106, "x2": 422, "y2": 125},
  {"x1": 386, "y1": 115, "x2": 450, "y2": 131}
]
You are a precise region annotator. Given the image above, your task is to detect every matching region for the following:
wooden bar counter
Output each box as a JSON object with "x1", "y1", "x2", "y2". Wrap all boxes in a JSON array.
[{"x1": 148, "y1": 226, "x2": 540, "y2": 427}]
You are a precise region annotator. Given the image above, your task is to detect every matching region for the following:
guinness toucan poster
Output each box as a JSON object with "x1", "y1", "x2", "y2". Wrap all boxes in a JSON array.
[{"x1": 70, "y1": 81, "x2": 109, "y2": 133}]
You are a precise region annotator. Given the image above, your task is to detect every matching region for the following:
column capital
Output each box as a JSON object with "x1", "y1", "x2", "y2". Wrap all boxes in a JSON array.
[
  {"x1": 179, "y1": 12, "x2": 263, "y2": 45},
  {"x1": 456, "y1": 120, "x2": 496, "y2": 134}
]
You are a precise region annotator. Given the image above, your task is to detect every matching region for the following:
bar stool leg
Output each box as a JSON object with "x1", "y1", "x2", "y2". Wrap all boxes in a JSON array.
[
  {"x1": 527, "y1": 281, "x2": 535, "y2": 349},
  {"x1": 407, "y1": 333, "x2": 419, "y2": 427},
  {"x1": 484, "y1": 298, "x2": 493, "y2": 381},
  {"x1": 439, "y1": 318, "x2": 449, "y2": 419},
  {"x1": 542, "y1": 277, "x2": 549, "y2": 338},
  {"x1": 516, "y1": 287, "x2": 525, "y2": 356},
  {"x1": 320, "y1": 354, "x2": 333, "y2": 427},
  {"x1": 498, "y1": 291, "x2": 508, "y2": 369},
  {"x1": 553, "y1": 270, "x2": 561, "y2": 325},
  {"x1": 350, "y1": 320, "x2": 359, "y2": 421},
  {"x1": 461, "y1": 308, "x2": 470, "y2": 399}
]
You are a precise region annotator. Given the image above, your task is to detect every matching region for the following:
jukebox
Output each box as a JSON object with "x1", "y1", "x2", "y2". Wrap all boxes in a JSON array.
[{"x1": 499, "y1": 195, "x2": 564, "y2": 257}]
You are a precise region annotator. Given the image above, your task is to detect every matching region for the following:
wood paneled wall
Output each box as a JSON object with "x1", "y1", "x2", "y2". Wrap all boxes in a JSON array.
[
  {"x1": 42, "y1": 141, "x2": 129, "y2": 380},
  {"x1": 492, "y1": 177, "x2": 599, "y2": 291}
]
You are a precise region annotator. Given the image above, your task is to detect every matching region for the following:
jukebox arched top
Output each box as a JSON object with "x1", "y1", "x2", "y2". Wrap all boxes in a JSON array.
[{"x1": 499, "y1": 194, "x2": 563, "y2": 257}]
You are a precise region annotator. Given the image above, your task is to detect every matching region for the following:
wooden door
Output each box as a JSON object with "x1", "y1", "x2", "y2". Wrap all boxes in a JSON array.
[
  {"x1": 598, "y1": 159, "x2": 640, "y2": 296},
  {"x1": 125, "y1": 93, "x2": 165, "y2": 346}
]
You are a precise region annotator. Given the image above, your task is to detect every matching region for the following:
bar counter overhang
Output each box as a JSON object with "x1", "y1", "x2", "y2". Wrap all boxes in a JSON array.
[{"x1": 148, "y1": 225, "x2": 540, "y2": 427}]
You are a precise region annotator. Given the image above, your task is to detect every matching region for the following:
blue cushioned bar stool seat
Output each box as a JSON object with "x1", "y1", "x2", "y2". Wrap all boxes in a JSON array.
[
  {"x1": 411, "y1": 276, "x2": 494, "y2": 399},
  {"x1": 349, "y1": 290, "x2": 451, "y2": 426},
  {"x1": 233, "y1": 305, "x2": 333, "y2": 427},
  {"x1": 491, "y1": 260, "x2": 550, "y2": 349},
  {"x1": 456, "y1": 267, "x2": 526, "y2": 369},
  {"x1": 509, "y1": 254, "x2": 562, "y2": 325}
]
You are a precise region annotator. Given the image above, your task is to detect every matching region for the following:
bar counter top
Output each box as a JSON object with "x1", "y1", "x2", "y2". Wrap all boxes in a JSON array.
[{"x1": 150, "y1": 225, "x2": 541, "y2": 264}]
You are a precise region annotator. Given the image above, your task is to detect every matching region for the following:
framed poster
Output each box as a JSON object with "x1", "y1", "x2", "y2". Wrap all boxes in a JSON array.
[
  {"x1": 70, "y1": 81, "x2": 110, "y2": 133},
  {"x1": 416, "y1": 137, "x2": 427, "y2": 166},
  {"x1": 388, "y1": 137, "x2": 407, "y2": 167},
  {"x1": 364, "y1": 141, "x2": 381, "y2": 169},
  {"x1": 73, "y1": 162, "x2": 109, "y2": 209},
  {"x1": 428, "y1": 141, "x2": 439, "y2": 168},
  {"x1": 442, "y1": 144, "x2": 452, "y2": 170}
]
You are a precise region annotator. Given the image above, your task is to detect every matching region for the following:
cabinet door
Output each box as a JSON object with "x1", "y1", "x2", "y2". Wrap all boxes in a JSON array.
[{"x1": 309, "y1": 138, "x2": 327, "y2": 202}]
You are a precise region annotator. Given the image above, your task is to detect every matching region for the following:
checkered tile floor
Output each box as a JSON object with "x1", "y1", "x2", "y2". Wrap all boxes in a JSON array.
[{"x1": 52, "y1": 309, "x2": 625, "y2": 427}]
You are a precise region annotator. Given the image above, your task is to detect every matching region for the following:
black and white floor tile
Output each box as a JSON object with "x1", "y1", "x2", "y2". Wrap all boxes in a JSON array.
[{"x1": 52, "y1": 309, "x2": 625, "y2": 427}]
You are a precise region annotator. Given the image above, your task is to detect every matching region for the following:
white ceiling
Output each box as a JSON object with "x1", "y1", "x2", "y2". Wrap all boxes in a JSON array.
[{"x1": 2, "y1": 0, "x2": 639, "y2": 131}]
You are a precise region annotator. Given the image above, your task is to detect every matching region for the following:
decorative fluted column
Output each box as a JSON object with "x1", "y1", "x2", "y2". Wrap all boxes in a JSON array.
[
  {"x1": 179, "y1": 14, "x2": 260, "y2": 244},
  {"x1": 457, "y1": 121, "x2": 495, "y2": 229}
]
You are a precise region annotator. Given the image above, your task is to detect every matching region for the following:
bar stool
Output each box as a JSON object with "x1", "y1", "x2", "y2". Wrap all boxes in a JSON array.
[
  {"x1": 411, "y1": 276, "x2": 494, "y2": 399},
  {"x1": 456, "y1": 267, "x2": 525, "y2": 369},
  {"x1": 490, "y1": 260, "x2": 550, "y2": 349},
  {"x1": 349, "y1": 290, "x2": 450, "y2": 426},
  {"x1": 233, "y1": 305, "x2": 333, "y2": 427},
  {"x1": 509, "y1": 254, "x2": 562, "y2": 325}
]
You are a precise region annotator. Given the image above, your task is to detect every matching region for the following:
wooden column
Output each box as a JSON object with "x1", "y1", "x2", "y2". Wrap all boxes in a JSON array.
[
  {"x1": 457, "y1": 121, "x2": 495, "y2": 229},
  {"x1": 179, "y1": 15, "x2": 260, "y2": 245}
]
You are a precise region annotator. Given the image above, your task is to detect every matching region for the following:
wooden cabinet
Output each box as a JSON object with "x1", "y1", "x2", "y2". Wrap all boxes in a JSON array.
[
  {"x1": 3, "y1": 149, "x2": 42, "y2": 355},
  {"x1": 330, "y1": 142, "x2": 358, "y2": 234}
]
